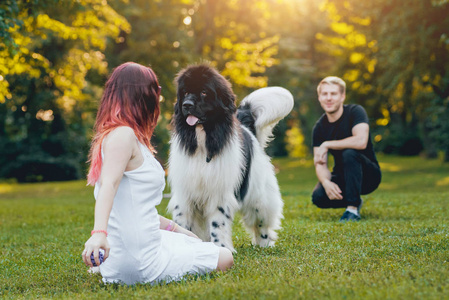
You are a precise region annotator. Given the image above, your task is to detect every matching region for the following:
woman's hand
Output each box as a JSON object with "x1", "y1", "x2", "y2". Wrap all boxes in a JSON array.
[
  {"x1": 159, "y1": 215, "x2": 201, "y2": 240},
  {"x1": 174, "y1": 225, "x2": 201, "y2": 240},
  {"x1": 82, "y1": 233, "x2": 110, "y2": 267}
]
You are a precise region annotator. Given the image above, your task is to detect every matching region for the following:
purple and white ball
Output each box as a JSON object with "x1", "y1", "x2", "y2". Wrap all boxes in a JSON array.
[{"x1": 90, "y1": 250, "x2": 104, "y2": 266}]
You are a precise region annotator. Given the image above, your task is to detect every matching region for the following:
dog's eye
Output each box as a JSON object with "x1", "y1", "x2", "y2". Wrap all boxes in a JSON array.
[{"x1": 201, "y1": 90, "x2": 207, "y2": 97}]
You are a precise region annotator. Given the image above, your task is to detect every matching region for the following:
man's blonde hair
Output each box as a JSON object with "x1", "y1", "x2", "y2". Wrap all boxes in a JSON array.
[{"x1": 317, "y1": 76, "x2": 346, "y2": 94}]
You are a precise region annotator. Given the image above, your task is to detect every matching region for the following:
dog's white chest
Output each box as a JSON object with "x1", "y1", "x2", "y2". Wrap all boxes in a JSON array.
[{"x1": 169, "y1": 129, "x2": 244, "y2": 199}]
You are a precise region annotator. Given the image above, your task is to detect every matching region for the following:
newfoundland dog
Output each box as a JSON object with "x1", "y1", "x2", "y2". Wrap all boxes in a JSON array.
[{"x1": 167, "y1": 64, "x2": 293, "y2": 252}]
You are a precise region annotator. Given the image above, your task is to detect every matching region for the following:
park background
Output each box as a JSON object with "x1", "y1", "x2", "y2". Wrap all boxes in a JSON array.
[
  {"x1": 1, "y1": 1, "x2": 449, "y2": 299},
  {"x1": 1, "y1": 0, "x2": 449, "y2": 183}
]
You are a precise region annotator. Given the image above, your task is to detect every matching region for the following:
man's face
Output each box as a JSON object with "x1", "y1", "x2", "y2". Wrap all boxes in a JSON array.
[{"x1": 318, "y1": 83, "x2": 345, "y2": 115}]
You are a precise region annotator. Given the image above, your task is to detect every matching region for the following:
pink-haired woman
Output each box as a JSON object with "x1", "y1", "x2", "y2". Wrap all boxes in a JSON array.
[{"x1": 81, "y1": 62, "x2": 233, "y2": 285}]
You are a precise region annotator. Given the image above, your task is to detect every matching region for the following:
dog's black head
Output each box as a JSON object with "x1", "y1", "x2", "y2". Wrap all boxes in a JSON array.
[
  {"x1": 175, "y1": 64, "x2": 236, "y2": 125},
  {"x1": 173, "y1": 64, "x2": 237, "y2": 160}
]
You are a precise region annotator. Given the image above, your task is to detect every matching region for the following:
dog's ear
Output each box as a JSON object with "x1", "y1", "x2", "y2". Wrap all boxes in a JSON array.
[
  {"x1": 174, "y1": 66, "x2": 189, "y2": 100},
  {"x1": 220, "y1": 89, "x2": 236, "y2": 113},
  {"x1": 172, "y1": 85, "x2": 181, "y2": 117},
  {"x1": 174, "y1": 69, "x2": 187, "y2": 108},
  {"x1": 215, "y1": 77, "x2": 236, "y2": 114},
  {"x1": 173, "y1": 99, "x2": 180, "y2": 115},
  {"x1": 173, "y1": 70, "x2": 184, "y2": 121}
]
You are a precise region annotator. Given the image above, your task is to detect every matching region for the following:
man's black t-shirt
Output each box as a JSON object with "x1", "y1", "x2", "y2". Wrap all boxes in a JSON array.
[{"x1": 312, "y1": 104, "x2": 378, "y2": 172}]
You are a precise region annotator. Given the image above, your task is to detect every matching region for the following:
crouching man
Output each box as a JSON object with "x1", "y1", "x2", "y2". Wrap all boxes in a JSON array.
[{"x1": 311, "y1": 76, "x2": 381, "y2": 222}]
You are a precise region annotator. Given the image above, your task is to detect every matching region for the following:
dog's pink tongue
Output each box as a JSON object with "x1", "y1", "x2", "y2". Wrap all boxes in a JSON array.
[{"x1": 186, "y1": 115, "x2": 199, "y2": 126}]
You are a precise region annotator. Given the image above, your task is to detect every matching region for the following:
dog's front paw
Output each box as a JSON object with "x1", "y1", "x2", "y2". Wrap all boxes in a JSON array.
[{"x1": 253, "y1": 234, "x2": 276, "y2": 248}]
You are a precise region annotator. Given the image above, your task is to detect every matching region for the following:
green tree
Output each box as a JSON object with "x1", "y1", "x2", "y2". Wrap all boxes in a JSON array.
[
  {"x1": 0, "y1": 0, "x2": 129, "y2": 181},
  {"x1": 319, "y1": 0, "x2": 449, "y2": 160},
  {"x1": 264, "y1": 0, "x2": 332, "y2": 156}
]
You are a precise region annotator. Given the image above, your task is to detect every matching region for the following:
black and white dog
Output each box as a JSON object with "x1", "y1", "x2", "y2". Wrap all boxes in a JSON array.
[{"x1": 167, "y1": 64, "x2": 293, "y2": 252}]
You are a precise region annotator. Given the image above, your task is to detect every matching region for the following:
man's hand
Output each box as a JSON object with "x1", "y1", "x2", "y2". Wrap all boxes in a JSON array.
[
  {"x1": 313, "y1": 144, "x2": 342, "y2": 200},
  {"x1": 314, "y1": 142, "x2": 329, "y2": 165},
  {"x1": 322, "y1": 179, "x2": 343, "y2": 200}
]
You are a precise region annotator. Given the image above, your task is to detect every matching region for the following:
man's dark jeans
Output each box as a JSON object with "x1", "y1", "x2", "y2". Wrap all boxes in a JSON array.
[{"x1": 312, "y1": 149, "x2": 381, "y2": 208}]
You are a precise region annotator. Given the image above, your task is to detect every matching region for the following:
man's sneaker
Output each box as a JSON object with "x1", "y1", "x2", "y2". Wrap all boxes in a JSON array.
[{"x1": 339, "y1": 210, "x2": 361, "y2": 222}]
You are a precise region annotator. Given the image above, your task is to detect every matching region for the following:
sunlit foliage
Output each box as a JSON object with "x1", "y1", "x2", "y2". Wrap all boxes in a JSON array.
[
  {"x1": 0, "y1": 0, "x2": 129, "y2": 181},
  {"x1": 318, "y1": 0, "x2": 449, "y2": 159},
  {"x1": 0, "y1": 0, "x2": 129, "y2": 105},
  {"x1": 1, "y1": 0, "x2": 449, "y2": 182}
]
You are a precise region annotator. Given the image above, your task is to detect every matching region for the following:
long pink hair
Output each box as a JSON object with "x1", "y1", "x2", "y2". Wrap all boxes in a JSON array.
[{"x1": 87, "y1": 62, "x2": 161, "y2": 186}]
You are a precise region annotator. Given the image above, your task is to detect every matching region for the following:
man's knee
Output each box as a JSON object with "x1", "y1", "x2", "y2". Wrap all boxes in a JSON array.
[
  {"x1": 341, "y1": 149, "x2": 360, "y2": 161},
  {"x1": 342, "y1": 149, "x2": 358, "y2": 158},
  {"x1": 311, "y1": 190, "x2": 327, "y2": 208}
]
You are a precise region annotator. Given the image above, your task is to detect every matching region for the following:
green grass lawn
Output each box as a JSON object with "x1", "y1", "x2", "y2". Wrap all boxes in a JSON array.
[{"x1": 1, "y1": 154, "x2": 448, "y2": 299}]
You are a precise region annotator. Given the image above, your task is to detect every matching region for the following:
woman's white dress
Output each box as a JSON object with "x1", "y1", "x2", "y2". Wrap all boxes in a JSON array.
[{"x1": 94, "y1": 140, "x2": 219, "y2": 285}]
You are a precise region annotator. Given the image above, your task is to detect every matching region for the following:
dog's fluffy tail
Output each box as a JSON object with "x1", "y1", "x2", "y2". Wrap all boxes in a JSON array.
[{"x1": 238, "y1": 86, "x2": 294, "y2": 149}]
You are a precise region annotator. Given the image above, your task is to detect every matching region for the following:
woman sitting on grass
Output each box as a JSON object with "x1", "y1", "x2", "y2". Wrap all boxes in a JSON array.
[{"x1": 81, "y1": 62, "x2": 233, "y2": 285}]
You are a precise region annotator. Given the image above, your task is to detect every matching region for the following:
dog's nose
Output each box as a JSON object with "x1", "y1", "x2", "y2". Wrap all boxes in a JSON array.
[{"x1": 182, "y1": 99, "x2": 194, "y2": 110}]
